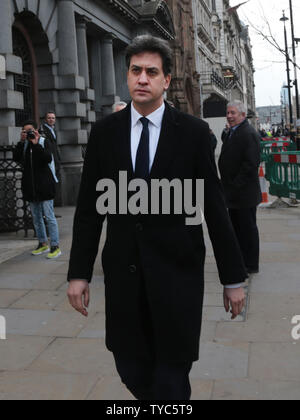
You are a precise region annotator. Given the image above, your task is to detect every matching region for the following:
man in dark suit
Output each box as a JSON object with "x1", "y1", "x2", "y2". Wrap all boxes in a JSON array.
[
  {"x1": 67, "y1": 36, "x2": 247, "y2": 400},
  {"x1": 40, "y1": 111, "x2": 62, "y2": 206},
  {"x1": 218, "y1": 101, "x2": 262, "y2": 275}
]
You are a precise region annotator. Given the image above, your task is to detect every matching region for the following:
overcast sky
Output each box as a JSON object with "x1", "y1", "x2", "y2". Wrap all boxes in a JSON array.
[{"x1": 236, "y1": 0, "x2": 300, "y2": 107}]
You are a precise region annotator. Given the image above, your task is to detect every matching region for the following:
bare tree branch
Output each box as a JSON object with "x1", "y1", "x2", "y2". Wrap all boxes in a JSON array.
[{"x1": 241, "y1": 5, "x2": 300, "y2": 71}]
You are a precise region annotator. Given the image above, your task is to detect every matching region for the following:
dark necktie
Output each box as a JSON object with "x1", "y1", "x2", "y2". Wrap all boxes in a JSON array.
[{"x1": 135, "y1": 117, "x2": 150, "y2": 179}]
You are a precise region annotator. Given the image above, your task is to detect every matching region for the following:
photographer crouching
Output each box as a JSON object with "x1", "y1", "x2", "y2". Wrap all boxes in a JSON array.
[{"x1": 13, "y1": 120, "x2": 61, "y2": 259}]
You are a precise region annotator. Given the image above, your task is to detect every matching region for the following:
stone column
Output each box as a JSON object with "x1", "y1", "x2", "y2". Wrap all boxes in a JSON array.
[
  {"x1": 57, "y1": 0, "x2": 86, "y2": 205},
  {"x1": 0, "y1": 0, "x2": 23, "y2": 145},
  {"x1": 101, "y1": 34, "x2": 119, "y2": 116},
  {"x1": 76, "y1": 16, "x2": 95, "y2": 133}
]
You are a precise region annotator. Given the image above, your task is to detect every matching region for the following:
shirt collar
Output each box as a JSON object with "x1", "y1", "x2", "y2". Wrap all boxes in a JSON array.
[
  {"x1": 131, "y1": 102, "x2": 165, "y2": 129},
  {"x1": 45, "y1": 123, "x2": 55, "y2": 131}
]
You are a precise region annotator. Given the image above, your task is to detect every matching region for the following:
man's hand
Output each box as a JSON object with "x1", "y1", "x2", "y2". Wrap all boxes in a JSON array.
[
  {"x1": 223, "y1": 287, "x2": 245, "y2": 320},
  {"x1": 67, "y1": 280, "x2": 90, "y2": 317},
  {"x1": 29, "y1": 129, "x2": 40, "y2": 145}
]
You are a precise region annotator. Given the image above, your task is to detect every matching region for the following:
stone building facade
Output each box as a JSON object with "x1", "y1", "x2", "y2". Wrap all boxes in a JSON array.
[
  {"x1": 192, "y1": 0, "x2": 256, "y2": 139},
  {"x1": 0, "y1": 0, "x2": 182, "y2": 205}
]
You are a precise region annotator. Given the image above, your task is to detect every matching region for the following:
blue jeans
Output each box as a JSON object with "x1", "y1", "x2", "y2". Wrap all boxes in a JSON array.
[{"x1": 29, "y1": 200, "x2": 59, "y2": 247}]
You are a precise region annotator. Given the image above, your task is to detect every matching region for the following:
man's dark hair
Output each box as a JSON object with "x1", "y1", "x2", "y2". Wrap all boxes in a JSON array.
[
  {"x1": 45, "y1": 110, "x2": 56, "y2": 118},
  {"x1": 22, "y1": 120, "x2": 38, "y2": 129},
  {"x1": 125, "y1": 35, "x2": 173, "y2": 76}
]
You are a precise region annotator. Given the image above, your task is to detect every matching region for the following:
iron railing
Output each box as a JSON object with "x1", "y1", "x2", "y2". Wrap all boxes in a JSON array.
[{"x1": 0, "y1": 145, "x2": 33, "y2": 235}]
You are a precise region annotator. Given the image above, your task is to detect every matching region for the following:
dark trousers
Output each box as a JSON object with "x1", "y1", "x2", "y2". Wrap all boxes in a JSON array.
[
  {"x1": 228, "y1": 207, "x2": 260, "y2": 271},
  {"x1": 113, "y1": 354, "x2": 193, "y2": 400}
]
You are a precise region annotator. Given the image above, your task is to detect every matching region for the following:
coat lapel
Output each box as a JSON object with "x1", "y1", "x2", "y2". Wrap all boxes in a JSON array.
[
  {"x1": 149, "y1": 102, "x2": 181, "y2": 179},
  {"x1": 111, "y1": 105, "x2": 134, "y2": 180}
]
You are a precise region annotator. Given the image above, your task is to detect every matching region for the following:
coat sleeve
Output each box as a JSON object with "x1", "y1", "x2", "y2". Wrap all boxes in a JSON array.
[
  {"x1": 13, "y1": 141, "x2": 25, "y2": 164},
  {"x1": 231, "y1": 130, "x2": 260, "y2": 189},
  {"x1": 196, "y1": 122, "x2": 248, "y2": 286},
  {"x1": 67, "y1": 123, "x2": 106, "y2": 283},
  {"x1": 31, "y1": 139, "x2": 52, "y2": 167}
]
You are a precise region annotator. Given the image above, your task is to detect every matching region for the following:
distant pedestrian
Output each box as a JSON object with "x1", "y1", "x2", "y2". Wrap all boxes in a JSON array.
[
  {"x1": 13, "y1": 120, "x2": 61, "y2": 259},
  {"x1": 40, "y1": 111, "x2": 61, "y2": 183},
  {"x1": 40, "y1": 111, "x2": 62, "y2": 206},
  {"x1": 218, "y1": 101, "x2": 262, "y2": 275}
]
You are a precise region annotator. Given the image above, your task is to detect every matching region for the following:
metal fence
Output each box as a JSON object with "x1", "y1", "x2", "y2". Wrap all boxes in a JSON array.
[{"x1": 0, "y1": 145, "x2": 33, "y2": 235}]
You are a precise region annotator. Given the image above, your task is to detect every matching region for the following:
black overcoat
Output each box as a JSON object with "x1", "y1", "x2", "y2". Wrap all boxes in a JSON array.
[
  {"x1": 68, "y1": 103, "x2": 247, "y2": 363},
  {"x1": 13, "y1": 138, "x2": 56, "y2": 202},
  {"x1": 218, "y1": 119, "x2": 262, "y2": 209}
]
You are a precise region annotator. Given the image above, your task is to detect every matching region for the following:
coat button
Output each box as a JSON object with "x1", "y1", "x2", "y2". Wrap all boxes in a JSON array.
[
  {"x1": 136, "y1": 223, "x2": 143, "y2": 232},
  {"x1": 129, "y1": 265, "x2": 137, "y2": 273}
]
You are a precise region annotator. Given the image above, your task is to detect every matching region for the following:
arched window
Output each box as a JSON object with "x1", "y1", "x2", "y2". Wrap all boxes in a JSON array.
[{"x1": 12, "y1": 25, "x2": 38, "y2": 126}]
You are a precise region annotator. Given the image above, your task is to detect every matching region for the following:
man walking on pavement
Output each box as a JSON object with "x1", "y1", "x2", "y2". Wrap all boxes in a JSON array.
[
  {"x1": 67, "y1": 35, "x2": 248, "y2": 400},
  {"x1": 218, "y1": 101, "x2": 262, "y2": 275}
]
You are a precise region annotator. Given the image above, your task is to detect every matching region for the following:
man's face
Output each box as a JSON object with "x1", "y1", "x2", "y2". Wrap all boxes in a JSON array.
[
  {"x1": 127, "y1": 52, "x2": 171, "y2": 113},
  {"x1": 227, "y1": 106, "x2": 246, "y2": 127},
  {"x1": 45, "y1": 113, "x2": 56, "y2": 127}
]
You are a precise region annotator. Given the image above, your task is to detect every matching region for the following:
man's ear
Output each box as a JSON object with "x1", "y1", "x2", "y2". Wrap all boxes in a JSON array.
[{"x1": 164, "y1": 74, "x2": 171, "y2": 91}]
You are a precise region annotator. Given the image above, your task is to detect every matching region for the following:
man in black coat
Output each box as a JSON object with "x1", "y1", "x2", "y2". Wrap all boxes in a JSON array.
[
  {"x1": 40, "y1": 111, "x2": 62, "y2": 206},
  {"x1": 218, "y1": 101, "x2": 262, "y2": 274},
  {"x1": 67, "y1": 36, "x2": 247, "y2": 400}
]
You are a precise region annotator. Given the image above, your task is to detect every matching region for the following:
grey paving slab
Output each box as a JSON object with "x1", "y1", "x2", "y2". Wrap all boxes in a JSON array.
[
  {"x1": 0, "y1": 371, "x2": 99, "y2": 400},
  {"x1": 78, "y1": 312, "x2": 106, "y2": 338},
  {"x1": 248, "y1": 342, "x2": 300, "y2": 381},
  {"x1": 10, "y1": 290, "x2": 67, "y2": 310},
  {"x1": 0, "y1": 239, "x2": 36, "y2": 264},
  {"x1": 248, "y1": 293, "x2": 300, "y2": 319},
  {"x1": 199, "y1": 321, "x2": 217, "y2": 341},
  {"x1": 29, "y1": 337, "x2": 116, "y2": 376},
  {"x1": 190, "y1": 341, "x2": 249, "y2": 380},
  {"x1": 87, "y1": 376, "x2": 135, "y2": 400},
  {"x1": 0, "y1": 273, "x2": 47, "y2": 290},
  {"x1": 215, "y1": 317, "x2": 294, "y2": 343},
  {"x1": 212, "y1": 378, "x2": 300, "y2": 400},
  {"x1": 0, "y1": 309, "x2": 88, "y2": 337},
  {"x1": 250, "y1": 263, "x2": 300, "y2": 293},
  {"x1": 202, "y1": 306, "x2": 245, "y2": 322},
  {"x1": 0, "y1": 335, "x2": 54, "y2": 370},
  {"x1": 0, "y1": 257, "x2": 66, "y2": 275},
  {"x1": 0, "y1": 289, "x2": 28, "y2": 308},
  {"x1": 203, "y1": 293, "x2": 223, "y2": 307}
]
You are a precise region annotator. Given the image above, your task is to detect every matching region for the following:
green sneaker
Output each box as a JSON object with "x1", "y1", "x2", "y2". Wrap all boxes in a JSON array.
[
  {"x1": 32, "y1": 243, "x2": 50, "y2": 256},
  {"x1": 47, "y1": 246, "x2": 62, "y2": 259}
]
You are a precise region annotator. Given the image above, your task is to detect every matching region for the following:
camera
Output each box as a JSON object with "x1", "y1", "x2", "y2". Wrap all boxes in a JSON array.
[{"x1": 26, "y1": 130, "x2": 36, "y2": 140}]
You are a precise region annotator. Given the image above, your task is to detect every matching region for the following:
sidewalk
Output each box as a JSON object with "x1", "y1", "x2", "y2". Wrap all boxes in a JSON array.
[{"x1": 0, "y1": 204, "x2": 300, "y2": 400}]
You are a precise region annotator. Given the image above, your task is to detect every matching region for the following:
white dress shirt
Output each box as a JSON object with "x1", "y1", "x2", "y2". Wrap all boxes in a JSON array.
[
  {"x1": 130, "y1": 102, "x2": 243, "y2": 290},
  {"x1": 130, "y1": 102, "x2": 165, "y2": 172}
]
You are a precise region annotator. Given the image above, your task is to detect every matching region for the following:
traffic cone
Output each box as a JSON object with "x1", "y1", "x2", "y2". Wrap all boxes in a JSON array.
[{"x1": 259, "y1": 164, "x2": 269, "y2": 204}]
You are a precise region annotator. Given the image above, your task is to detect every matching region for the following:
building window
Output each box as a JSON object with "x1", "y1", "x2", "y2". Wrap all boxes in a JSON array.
[{"x1": 13, "y1": 27, "x2": 34, "y2": 126}]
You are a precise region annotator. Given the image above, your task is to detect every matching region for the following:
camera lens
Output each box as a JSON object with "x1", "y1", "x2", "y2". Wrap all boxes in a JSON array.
[{"x1": 27, "y1": 130, "x2": 35, "y2": 140}]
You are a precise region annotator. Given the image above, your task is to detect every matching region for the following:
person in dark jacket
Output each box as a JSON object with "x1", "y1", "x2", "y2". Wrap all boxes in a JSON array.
[
  {"x1": 13, "y1": 120, "x2": 61, "y2": 259},
  {"x1": 39, "y1": 111, "x2": 62, "y2": 206},
  {"x1": 218, "y1": 101, "x2": 262, "y2": 274},
  {"x1": 67, "y1": 35, "x2": 247, "y2": 401}
]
